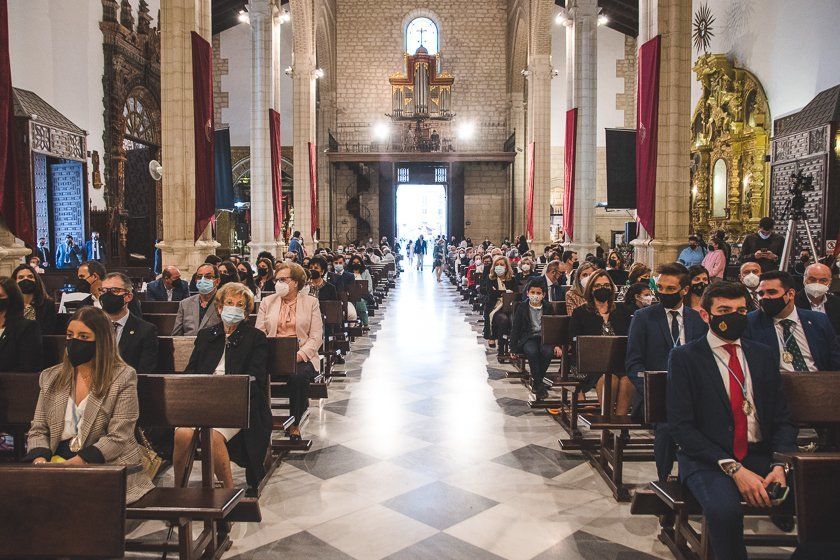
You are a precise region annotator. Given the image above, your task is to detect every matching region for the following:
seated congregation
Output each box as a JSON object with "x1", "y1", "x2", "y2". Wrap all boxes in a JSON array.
[
  {"x1": 0, "y1": 239, "x2": 398, "y2": 558},
  {"x1": 445, "y1": 226, "x2": 840, "y2": 560}
]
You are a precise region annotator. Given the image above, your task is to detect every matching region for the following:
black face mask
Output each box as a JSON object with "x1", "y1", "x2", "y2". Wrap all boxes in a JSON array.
[
  {"x1": 709, "y1": 311, "x2": 748, "y2": 341},
  {"x1": 609, "y1": 259, "x2": 618, "y2": 267},
  {"x1": 257, "y1": 267, "x2": 268, "y2": 276},
  {"x1": 219, "y1": 273, "x2": 232, "y2": 285},
  {"x1": 690, "y1": 282, "x2": 708, "y2": 297},
  {"x1": 17, "y1": 279, "x2": 36, "y2": 295},
  {"x1": 572, "y1": 262, "x2": 580, "y2": 270},
  {"x1": 99, "y1": 292, "x2": 126, "y2": 314},
  {"x1": 760, "y1": 295, "x2": 789, "y2": 318},
  {"x1": 238, "y1": 271, "x2": 249, "y2": 281},
  {"x1": 593, "y1": 287, "x2": 612, "y2": 303},
  {"x1": 657, "y1": 290, "x2": 683, "y2": 309},
  {"x1": 309, "y1": 270, "x2": 321, "y2": 280},
  {"x1": 67, "y1": 339, "x2": 96, "y2": 367},
  {"x1": 75, "y1": 278, "x2": 91, "y2": 293}
]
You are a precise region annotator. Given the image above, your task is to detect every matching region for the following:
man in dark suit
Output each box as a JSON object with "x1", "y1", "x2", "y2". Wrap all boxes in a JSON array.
[
  {"x1": 35, "y1": 237, "x2": 51, "y2": 268},
  {"x1": 739, "y1": 217, "x2": 785, "y2": 272},
  {"x1": 55, "y1": 234, "x2": 84, "y2": 269},
  {"x1": 746, "y1": 270, "x2": 840, "y2": 372},
  {"x1": 146, "y1": 266, "x2": 190, "y2": 302},
  {"x1": 668, "y1": 281, "x2": 797, "y2": 560},
  {"x1": 626, "y1": 262, "x2": 708, "y2": 481},
  {"x1": 795, "y1": 263, "x2": 840, "y2": 334},
  {"x1": 328, "y1": 254, "x2": 355, "y2": 295},
  {"x1": 100, "y1": 272, "x2": 158, "y2": 373},
  {"x1": 527, "y1": 260, "x2": 566, "y2": 304},
  {"x1": 307, "y1": 257, "x2": 338, "y2": 302},
  {"x1": 84, "y1": 231, "x2": 107, "y2": 263}
]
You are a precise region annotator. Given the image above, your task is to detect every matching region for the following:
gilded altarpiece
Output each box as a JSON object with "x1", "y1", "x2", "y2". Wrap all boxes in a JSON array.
[
  {"x1": 690, "y1": 54, "x2": 770, "y2": 240},
  {"x1": 101, "y1": 0, "x2": 161, "y2": 265}
]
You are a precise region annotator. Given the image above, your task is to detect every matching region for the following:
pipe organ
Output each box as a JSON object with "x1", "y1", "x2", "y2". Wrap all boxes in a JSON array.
[{"x1": 388, "y1": 44, "x2": 454, "y2": 121}]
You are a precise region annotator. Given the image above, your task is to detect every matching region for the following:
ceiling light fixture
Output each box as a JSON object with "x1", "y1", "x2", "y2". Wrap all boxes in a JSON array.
[
  {"x1": 238, "y1": 9, "x2": 250, "y2": 24},
  {"x1": 597, "y1": 9, "x2": 608, "y2": 27}
]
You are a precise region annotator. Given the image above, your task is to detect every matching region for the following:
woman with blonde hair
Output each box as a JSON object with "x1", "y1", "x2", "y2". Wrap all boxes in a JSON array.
[
  {"x1": 24, "y1": 306, "x2": 154, "y2": 504},
  {"x1": 256, "y1": 262, "x2": 323, "y2": 441},
  {"x1": 565, "y1": 261, "x2": 598, "y2": 315},
  {"x1": 481, "y1": 256, "x2": 518, "y2": 355}
]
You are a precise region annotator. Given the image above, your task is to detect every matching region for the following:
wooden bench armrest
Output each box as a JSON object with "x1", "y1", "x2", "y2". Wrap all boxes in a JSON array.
[{"x1": 127, "y1": 487, "x2": 243, "y2": 521}]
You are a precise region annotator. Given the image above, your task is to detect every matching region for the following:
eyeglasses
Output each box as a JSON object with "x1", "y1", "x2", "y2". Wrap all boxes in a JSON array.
[
  {"x1": 275, "y1": 276, "x2": 292, "y2": 283},
  {"x1": 101, "y1": 287, "x2": 130, "y2": 296},
  {"x1": 197, "y1": 273, "x2": 216, "y2": 280}
]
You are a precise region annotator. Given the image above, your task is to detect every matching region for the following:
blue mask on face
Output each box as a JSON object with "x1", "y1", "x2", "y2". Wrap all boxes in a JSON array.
[
  {"x1": 221, "y1": 305, "x2": 246, "y2": 326},
  {"x1": 196, "y1": 278, "x2": 215, "y2": 295}
]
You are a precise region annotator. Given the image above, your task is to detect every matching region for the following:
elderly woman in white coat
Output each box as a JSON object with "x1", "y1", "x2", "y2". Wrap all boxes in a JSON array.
[{"x1": 256, "y1": 262, "x2": 323, "y2": 441}]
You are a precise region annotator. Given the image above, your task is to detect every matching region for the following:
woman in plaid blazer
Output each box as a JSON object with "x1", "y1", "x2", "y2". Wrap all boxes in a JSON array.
[{"x1": 24, "y1": 306, "x2": 154, "y2": 504}]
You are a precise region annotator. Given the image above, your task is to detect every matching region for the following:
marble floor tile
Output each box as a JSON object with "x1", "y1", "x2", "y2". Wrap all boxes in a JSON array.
[
  {"x1": 285, "y1": 444, "x2": 379, "y2": 480},
  {"x1": 382, "y1": 481, "x2": 499, "y2": 530},
  {"x1": 492, "y1": 444, "x2": 585, "y2": 479},
  {"x1": 226, "y1": 530, "x2": 355, "y2": 560},
  {"x1": 383, "y1": 532, "x2": 506, "y2": 560}
]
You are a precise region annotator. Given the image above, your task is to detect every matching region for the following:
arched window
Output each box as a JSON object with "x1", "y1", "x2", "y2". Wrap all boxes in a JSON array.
[
  {"x1": 123, "y1": 95, "x2": 155, "y2": 145},
  {"x1": 406, "y1": 17, "x2": 438, "y2": 55}
]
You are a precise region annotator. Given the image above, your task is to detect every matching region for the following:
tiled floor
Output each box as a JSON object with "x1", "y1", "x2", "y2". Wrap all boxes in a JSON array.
[{"x1": 132, "y1": 269, "x2": 672, "y2": 559}]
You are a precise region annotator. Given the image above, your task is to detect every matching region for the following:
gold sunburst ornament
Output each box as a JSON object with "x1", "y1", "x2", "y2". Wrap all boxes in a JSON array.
[{"x1": 693, "y1": 3, "x2": 715, "y2": 54}]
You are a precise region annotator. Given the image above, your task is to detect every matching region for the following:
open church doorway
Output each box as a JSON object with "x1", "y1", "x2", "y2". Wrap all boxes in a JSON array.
[{"x1": 396, "y1": 184, "x2": 447, "y2": 245}]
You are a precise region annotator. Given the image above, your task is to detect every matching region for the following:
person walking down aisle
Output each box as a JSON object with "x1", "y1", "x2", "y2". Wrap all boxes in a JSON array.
[
  {"x1": 414, "y1": 236, "x2": 427, "y2": 271},
  {"x1": 433, "y1": 239, "x2": 445, "y2": 282}
]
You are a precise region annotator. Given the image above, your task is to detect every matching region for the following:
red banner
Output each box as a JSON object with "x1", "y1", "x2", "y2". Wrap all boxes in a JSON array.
[
  {"x1": 269, "y1": 109, "x2": 283, "y2": 239},
  {"x1": 636, "y1": 35, "x2": 661, "y2": 238},
  {"x1": 191, "y1": 31, "x2": 215, "y2": 241},
  {"x1": 308, "y1": 141, "x2": 318, "y2": 239},
  {"x1": 0, "y1": 0, "x2": 32, "y2": 244},
  {"x1": 563, "y1": 109, "x2": 578, "y2": 242},
  {"x1": 525, "y1": 141, "x2": 535, "y2": 240}
]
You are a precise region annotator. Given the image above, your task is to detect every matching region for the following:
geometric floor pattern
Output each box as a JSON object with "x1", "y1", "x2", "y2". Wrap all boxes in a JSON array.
[{"x1": 132, "y1": 269, "x2": 671, "y2": 559}]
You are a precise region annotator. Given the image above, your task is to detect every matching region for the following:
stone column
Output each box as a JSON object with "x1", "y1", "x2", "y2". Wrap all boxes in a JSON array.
[
  {"x1": 290, "y1": 0, "x2": 317, "y2": 249},
  {"x1": 509, "y1": 92, "x2": 526, "y2": 237},
  {"x1": 0, "y1": 230, "x2": 31, "y2": 276},
  {"x1": 632, "y1": 0, "x2": 692, "y2": 268},
  {"x1": 318, "y1": 95, "x2": 336, "y2": 244},
  {"x1": 247, "y1": 0, "x2": 283, "y2": 259},
  {"x1": 526, "y1": 55, "x2": 552, "y2": 247},
  {"x1": 158, "y1": 0, "x2": 218, "y2": 272},
  {"x1": 564, "y1": 0, "x2": 598, "y2": 256}
]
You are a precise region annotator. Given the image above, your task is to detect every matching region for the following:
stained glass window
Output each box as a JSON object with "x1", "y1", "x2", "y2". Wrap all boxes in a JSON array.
[
  {"x1": 123, "y1": 95, "x2": 155, "y2": 144},
  {"x1": 406, "y1": 17, "x2": 438, "y2": 55}
]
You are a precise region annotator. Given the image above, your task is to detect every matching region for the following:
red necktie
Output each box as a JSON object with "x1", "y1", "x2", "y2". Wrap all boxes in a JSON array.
[{"x1": 723, "y1": 344, "x2": 748, "y2": 460}]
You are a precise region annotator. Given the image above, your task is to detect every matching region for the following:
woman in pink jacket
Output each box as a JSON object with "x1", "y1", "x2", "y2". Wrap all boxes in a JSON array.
[
  {"x1": 700, "y1": 238, "x2": 726, "y2": 281},
  {"x1": 256, "y1": 262, "x2": 323, "y2": 441}
]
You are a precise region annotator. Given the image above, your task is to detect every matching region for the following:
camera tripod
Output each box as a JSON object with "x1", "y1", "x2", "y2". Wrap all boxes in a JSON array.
[{"x1": 779, "y1": 170, "x2": 817, "y2": 272}]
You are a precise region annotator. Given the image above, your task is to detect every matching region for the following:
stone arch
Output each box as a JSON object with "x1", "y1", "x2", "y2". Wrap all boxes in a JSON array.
[
  {"x1": 508, "y1": 9, "x2": 529, "y2": 96},
  {"x1": 400, "y1": 9, "x2": 444, "y2": 53}
]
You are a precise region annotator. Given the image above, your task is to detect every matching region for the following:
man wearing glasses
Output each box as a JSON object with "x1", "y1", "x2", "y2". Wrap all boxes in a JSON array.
[
  {"x1": 100, "y1": 272, "x2": 158, "y2": 373},
  {"x1": 172, "y1": 264, "x2": 222, "y2": 335}
]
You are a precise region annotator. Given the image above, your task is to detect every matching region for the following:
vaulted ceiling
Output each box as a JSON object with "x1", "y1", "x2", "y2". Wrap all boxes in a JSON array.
[
  {"x1": 555, "y1": 0, "x2": 638, "y2": 37},
  {"x1": 211, "y1": 0, "x2": 289, "y2": 36}
]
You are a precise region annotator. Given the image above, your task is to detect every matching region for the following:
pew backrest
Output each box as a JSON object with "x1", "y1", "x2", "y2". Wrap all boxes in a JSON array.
[
  {"x1": 321, "y1": 300, "x2": 344, "y2": 326},
  {"x1": 541, "y1": 315, "x2": 571, "y2": 347},
  {"x1": 267, "y1": 337, "x2": 298, "y2": 376},
  {"x1": 576, "y1": 336, "x2": 628, "y2": 375},
  {"x1": 141, "y1": 301, "x2": 180, "y2": 314},
  {"x1": 782, "y1": 372, "x2": 840, "y2": 424},
  {"x1": 136, "y1": 374, "x2": 250, "y2": 429},
  {"x1": 0, "y1": 372, "x2": 40, "y2": 425},
  {"x1": 643, "y1": 371, "x2": 668, "y2": 424},
  {"x1": 0, "y1": 465, "x2": 127, "y2": 559},
  {"x1": 790, "y1": 452, "x2": 840, "y2": 544}
]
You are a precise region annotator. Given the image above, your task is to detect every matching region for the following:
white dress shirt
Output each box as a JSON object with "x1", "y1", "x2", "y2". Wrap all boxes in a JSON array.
[
  {"x1": 707, "y1": 332, "x2": 761, "y2": 443},
  {"x1": 773, "y1": 307, "x2": 816, "y2": 373},
  {"x1": 666, "y1": 304, "x2": 686, "y2": 345},
  {"x1": 61, "y1": 393, "x2": 89, "y2": 442},
  {"x1": 808, "y1": 297, "x2": 826, "y2": 314},
  {"x1": 112, "y1": 311, "x2": 130, "y2": 344}
]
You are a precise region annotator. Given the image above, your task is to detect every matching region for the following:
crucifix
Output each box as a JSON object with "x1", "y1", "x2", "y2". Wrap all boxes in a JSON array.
[{"x1": 419, "y1": 28, "x2": 426, "y2": 48}]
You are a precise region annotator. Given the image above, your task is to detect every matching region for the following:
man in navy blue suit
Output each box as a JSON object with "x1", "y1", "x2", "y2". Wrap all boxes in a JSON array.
[
  {"x1": 668, "y1": 281, "x2": 797, "y2": 560},
  {"x1": 626, "y1": 262, "x2": 708, "y2": 481},
  {"x1": 145, "y1": 266, "x2": 191, "y2": 302},
  {"x1": 746, "y1": 270, "x2": 840, "y2": 372}
]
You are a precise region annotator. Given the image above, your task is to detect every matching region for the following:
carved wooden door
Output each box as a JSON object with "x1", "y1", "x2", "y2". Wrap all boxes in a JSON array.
[{"x1": 125, "y1": 146, "x2": 155, "y2": 264}]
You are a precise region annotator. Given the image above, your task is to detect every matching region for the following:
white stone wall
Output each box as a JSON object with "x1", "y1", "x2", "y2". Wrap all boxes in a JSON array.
[
  {"x1": 464, "y1": 163, "x2": 509, "y2": 243},
  {"x1": 8, "y1": 0, "x2": 160, "y2": 211}
]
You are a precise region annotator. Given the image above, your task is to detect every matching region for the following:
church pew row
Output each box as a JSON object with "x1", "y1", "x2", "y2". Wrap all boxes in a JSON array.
[
  {"x1": 630, "y1": 372, "x2": 840, "y2": 559},
  {"x1": 0, "y1": 374, "x2": 251, "y2": 560}
]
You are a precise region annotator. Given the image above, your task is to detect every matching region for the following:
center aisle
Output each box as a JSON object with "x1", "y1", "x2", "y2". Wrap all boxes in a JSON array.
[{"x1": 226, "y1": 269, "x2": 667, "y2": 560}]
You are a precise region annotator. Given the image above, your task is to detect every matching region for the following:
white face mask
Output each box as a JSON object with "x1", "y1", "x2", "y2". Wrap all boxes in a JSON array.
[
  {"x1": 528, "y1": 294, "x2": 543, "y2": 305},
  {"x1": 639, "y1": 294, "x2": 654, "y2": 307},
  {"x1": 274, "y1": 281, "x2": 291, "y2": 297},
  {"x1": 520, "y1": 264, "x2": 531, "y2": 273},
  {"x1": 221, "y1": 305, "x2": 246, "y2": 326},
  {"x1": 580, "y1": 275, "x2": 592, "y2": 289},
  {"x1": 742, "y1": 272, "x2": 760, "y2": 289},
  {"x1": 804, "y1": 282, "x2": 829, "y2": 299},
  {"x1": 475, "y1": 264, "x2": 484, "y2": 273},
  {"x1": 494, "y1": 265, "x2": 506, "y2": 276}
]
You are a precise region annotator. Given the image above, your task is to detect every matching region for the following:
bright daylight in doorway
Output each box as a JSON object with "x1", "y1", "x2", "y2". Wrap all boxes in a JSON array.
[{"x1": 396, "y1": 184, "x2": 447, "y2": 244}]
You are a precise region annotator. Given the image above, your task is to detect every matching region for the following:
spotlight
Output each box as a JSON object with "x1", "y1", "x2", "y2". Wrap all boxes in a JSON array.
[
  {"x1": 457, "y1": 121, "x2": 476, "y2": 141},
  {"x1": 597, "y1": 9, "x2": 608, "y2": 26},
  {"x1": 555, "y1": 9, "x2": 570, "y2": 27},
  {"x1": 284, "y1": 66, "x2": 294, "y2": 77},
  {"x1": 278, "y1": 9, "x2": 291, "y2": 24},
  {"x1": 238, "y1": 9, "x2": 249, "y2": 24},
  {"x1": 313, "y1": 68, "x2": 325, "y2": 79},
  {"x1": 372, "y1": 122, "x2": 390, "y2": 141}
]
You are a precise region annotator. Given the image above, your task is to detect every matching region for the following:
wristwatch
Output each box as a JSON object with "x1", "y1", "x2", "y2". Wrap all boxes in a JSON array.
[{"x1": 722, "y1": 461, "x2": 742, "y2": 477}]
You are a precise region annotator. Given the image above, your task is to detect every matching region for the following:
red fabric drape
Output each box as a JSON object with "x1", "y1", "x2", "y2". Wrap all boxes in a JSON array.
[
  {"x1": 269, "y1": 109, "x2": 283, "y2": 239},
  {"x1": 191, "y1": 32, "x2": 215, "y2": 241},
  {"x1": 0, "y1": 0, "x2": 32, "y2": 244},
  {"x1": 636, "y1": 35, "x2": 661, "y2": 238},
  {"x1": 563, "y1": 109, "x2": 578, "y2": 242},
  {"x1": 308, "y1": 141, "x2": 318, "y2": 239},
  {"x1": 525, "y1": 141, "x2": 535, "y2": 240}
]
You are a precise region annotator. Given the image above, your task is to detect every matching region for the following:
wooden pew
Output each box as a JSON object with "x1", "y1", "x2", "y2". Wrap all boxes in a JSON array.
[
  {"x1": 127, "y1": 374, "x2": 249, "y2": 560},
  {"x1": 0, "y1": 372, "x2": 42, "y2": 460},
  {"x1": 528, "y1": 314, "x2": 573, "y2": 408},
  {"x1": 0, "y1": 465, "x2": 128, "y2": 559},
  {"x1": 141, "y1": 300, "x2": 181, "y2": 314},
  {"x1": 576, "y1": 336, "x2": 652, "y2": 502},
  {"x1": 321, "y1": 300, "x2": 346, "y2": 379},
  {"x1": 144, "y1": 313, "x2": 177, "y2": 336},
  {"x1": 632, "y1": 371, "x2": 840, "y2": 559},
  {"x1": 265, "y1": 338, "x2": 316, "y2": 454}
]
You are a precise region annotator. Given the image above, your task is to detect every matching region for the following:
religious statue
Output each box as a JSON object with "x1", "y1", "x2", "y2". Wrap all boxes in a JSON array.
[{"x1": 91, "y1": 150, "x2": 103, "y2": 189}]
